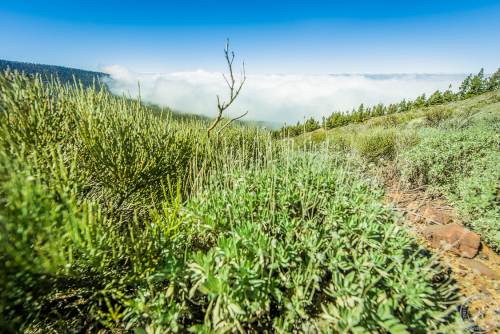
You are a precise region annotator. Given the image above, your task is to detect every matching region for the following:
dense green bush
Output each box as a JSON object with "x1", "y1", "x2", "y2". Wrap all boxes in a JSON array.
[
  {"x1": 352, "y1": 129, "x2": 397, "y2": 162},
  {"x1": 75, "y1": 93, "x2": 195, "y2": 207},
  {"x1": 0, "y1": 71, "x2": 271, "y2": 331},
  {"x1": 0, "y1": 71, "x2": 272, "y2": 207},
  {"x1": 122, "y1": 153, "x2": 461, "y2": 333},
  {"x1": 424, "y1": 106, "x2": 453, "y2": 126},
  {"x1": 0, "y1": 148, "x2": 185, "y2": 331},
  {"x1": 451, "y1": 156, "x2": 500, "y2": 250}
]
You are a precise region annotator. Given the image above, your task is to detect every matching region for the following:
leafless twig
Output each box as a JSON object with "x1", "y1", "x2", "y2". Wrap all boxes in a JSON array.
[{"x1": 207, "y1": 39, "x2": 247, "y2": 137}]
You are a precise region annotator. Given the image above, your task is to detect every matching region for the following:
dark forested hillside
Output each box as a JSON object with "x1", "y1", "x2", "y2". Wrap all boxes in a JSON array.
[{"x1": 0, "y1": 59, "x2": 109, "y2": 87}]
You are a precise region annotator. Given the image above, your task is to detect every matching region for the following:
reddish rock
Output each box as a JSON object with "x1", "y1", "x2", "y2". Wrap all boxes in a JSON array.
[
  {"x1": 422, "y1": 223, "x2": 480, "y2": 258},
  {"x1": 460, "y1": 258, "x2": 500, "y2": 280}
]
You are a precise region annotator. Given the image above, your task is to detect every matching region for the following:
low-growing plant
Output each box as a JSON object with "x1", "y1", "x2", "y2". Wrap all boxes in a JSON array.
[
  {"x1": 127, "y1": 152, "x2": 461, "y2": 333},
  {"x1": 0, "y1": 148, "x2": 188, "y2": 331},
  {"x1": 0, "y1": 70, "x2": 78, "y2": 150},
  {"x1": 352, "y1": 129, "x2": 397, "y2": 162},
  {"x1": 367, "y1": 114, "x2": 399, "y2": 128},
  {"x1": 424, "y1": 106, "x2": 453, "y2": 126},
  {"x1": 449, "y1": 156, "x2": 500, "y2": 250}
]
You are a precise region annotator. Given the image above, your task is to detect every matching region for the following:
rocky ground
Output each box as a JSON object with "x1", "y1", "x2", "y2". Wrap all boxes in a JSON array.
[{"x1": 386, "y1": 185, "x2": 500, "y2": 333}]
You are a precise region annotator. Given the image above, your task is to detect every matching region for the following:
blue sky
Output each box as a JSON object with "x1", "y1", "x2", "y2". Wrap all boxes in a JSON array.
[{"x1": 1, "y1": 0, "x2": 499, "y2": 74}]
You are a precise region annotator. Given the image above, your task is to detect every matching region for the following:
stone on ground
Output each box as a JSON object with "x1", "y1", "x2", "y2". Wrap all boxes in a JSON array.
[{"x1": 423, "y1": 223, "x2": 480, "y2": 258}]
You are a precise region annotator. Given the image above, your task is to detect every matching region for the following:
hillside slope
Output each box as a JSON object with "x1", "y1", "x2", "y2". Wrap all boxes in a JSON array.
[{"x1": 0, "y1": 59, "x2": 109, "y2": 87}]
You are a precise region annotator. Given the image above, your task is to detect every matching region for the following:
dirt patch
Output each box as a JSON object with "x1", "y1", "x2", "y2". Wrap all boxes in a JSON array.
[{"x1": 385, "y1": 184, "x2": 500, "y2": 333}]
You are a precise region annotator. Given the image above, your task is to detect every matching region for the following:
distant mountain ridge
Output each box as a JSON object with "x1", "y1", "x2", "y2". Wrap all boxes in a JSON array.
[
  {"x1": 0, "y1": 59, "x2": 109, "y2": 87},
  {"x1": 328, "y1": 73, "x2": 467, "y2": 81}
]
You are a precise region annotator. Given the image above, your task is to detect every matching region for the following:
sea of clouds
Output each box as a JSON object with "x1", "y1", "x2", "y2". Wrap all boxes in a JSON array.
[{"x1": 103, "y1": 65, "x2": 466, "y2": 126}]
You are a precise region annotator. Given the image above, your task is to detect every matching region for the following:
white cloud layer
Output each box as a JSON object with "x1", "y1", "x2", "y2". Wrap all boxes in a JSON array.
[{"x1": 103, "y1": 65, "x2": 466, "y2": 125}]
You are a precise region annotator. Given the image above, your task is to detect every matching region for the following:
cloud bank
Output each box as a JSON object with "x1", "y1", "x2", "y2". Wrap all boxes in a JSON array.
[{"x1": 103, "y1": 65, "x2": 466, "y2": 126}]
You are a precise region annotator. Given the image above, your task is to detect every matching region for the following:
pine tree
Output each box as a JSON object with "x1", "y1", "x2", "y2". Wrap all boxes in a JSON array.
[
  {"x1": 413, "y1": 94, "x2": 427, "y2": 108},
  {"x1": 385, "y1": 104, "x2": 395, "y2": 114},
  {"x1": 304, "y1": 117, "x2": 320, "y2": 132},
  {"x1": 487, "y1": 68, "x2": 500, "y2": 91},
  {"x1": 428, "y1": 90, "x2": 444, "y2": 105},
  {"x1": 459, "y1": 75, "x2": 472, "y2": 98},
  {"x1": 469, "y1": 68, "x2": 486, "y2": 95},
  {"x1": 398, "y1": 99, "x2": 408, "y2": 113},
  {"x1": 443, "y1": 87, "x2": 455, "y2": 102}
]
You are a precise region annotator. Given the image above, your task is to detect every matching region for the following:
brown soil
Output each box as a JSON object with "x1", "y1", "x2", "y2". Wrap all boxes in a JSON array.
[{"x1": 385, "y1": 183, "x2": 500, "y2": 333}]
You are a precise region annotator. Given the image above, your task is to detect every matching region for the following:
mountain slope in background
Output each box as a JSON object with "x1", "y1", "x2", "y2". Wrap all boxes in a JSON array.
[{"x1": 0, "y1": 59, "x2": 109, "y2": 87}]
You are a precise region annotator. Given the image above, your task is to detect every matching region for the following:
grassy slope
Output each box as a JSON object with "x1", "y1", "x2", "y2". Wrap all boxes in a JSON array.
[
  {"x1": 0, "y1": 72, "x2": 465, "y2": 332},
  {"x1": 297, "y1": 90, "x2": 500, "y2": 250}
]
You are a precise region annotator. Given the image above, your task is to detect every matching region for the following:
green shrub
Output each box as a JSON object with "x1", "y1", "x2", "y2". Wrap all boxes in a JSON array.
[
  {"x1": 0, "y1": 150, "x2": 185, "y2": 331},
  {"x1": 0, "y1": 71, "x2": 267, "y2": 331},
  {"x1": 367, "y1": 114, "x2": 399, "y2": 128},
  {"x1": 398, "y1": 126, "x2": 497, "y2": 190},
  {"x1": 352, "y1": 129, "x2": 397, "y2": 162},
  {"x1": 310, "y1": 129, "x2": 327, "y2": 143},
  {"x1": 327, "y1": 131, "x2": 351, "y2": 151},
  {"x1": 0, "y1": 71, "x2": 273, "y2": 210},
  {"x1": 76, "y1": 94, "x2": 195, "y2": 207},
  {"x1": 0, "y1": 71, "x2": 78, "y2": 150},
  {"x1": 126, "y1": 153, "x2": 461, "y2": 333},
  {"x1": 424, "y1": 106, "x2": 453, "y2": 126},
  {"x1": 451, "y1": 156, "x2": 500, "y2": 249},
  {"x1": 395, "y1": 130, "x2": 420, "y2": 152}
]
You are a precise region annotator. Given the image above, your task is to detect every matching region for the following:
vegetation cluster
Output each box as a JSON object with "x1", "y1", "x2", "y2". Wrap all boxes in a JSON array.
[{"x1": 0, "y1": 71, "x2": 468, "y2": 333}]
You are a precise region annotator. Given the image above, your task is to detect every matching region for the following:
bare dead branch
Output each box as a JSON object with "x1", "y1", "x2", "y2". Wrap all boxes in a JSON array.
[
  {"x1": 207, "y1": 39, "x2": 248, "y2": 138},
  {"x1": 216, "y1": 110, "x2": 249, "y2": 135}
]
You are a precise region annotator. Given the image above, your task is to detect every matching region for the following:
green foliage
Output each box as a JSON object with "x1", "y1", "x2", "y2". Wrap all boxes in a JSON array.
[
  {"x1": 294, "y1": 89, "x2": 499, "y2": 251},
  {"x1": 459, "y1": 68, "x2": 497, "y2": 98},
  {"x1": 427, "y1": 90, "x2": 444, "y2": 105},
  {"x1": 0, "y1": 71, "x2": 463, "y2": 332},
  {"x1": 424, "y1": 106, "x2": 453, "y2": 126},
  {"x1": 127, "y1": 153, "x2": 459, "y2": 332},
  {"x1": 486, "y1": 68, "x2": 500, "y2": 91},
  {"x1": 352, "y1": 129, "x2": 397, "y2": 162},
  {"x1": 76, "y1": 93, "x2": 195, "y2": 206},
  {"x1": 304, "y1": 116, "x2": 320, "y2": 132},
  {"x1": 452, "y1": 155, "x2": 500, "y2": 250},
  {"x1": 0, "y1": 148, "x2": 186, "y2": 332},
  {"x1": 0, "y1": 71, "x2": 270, "y2": 331}
]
